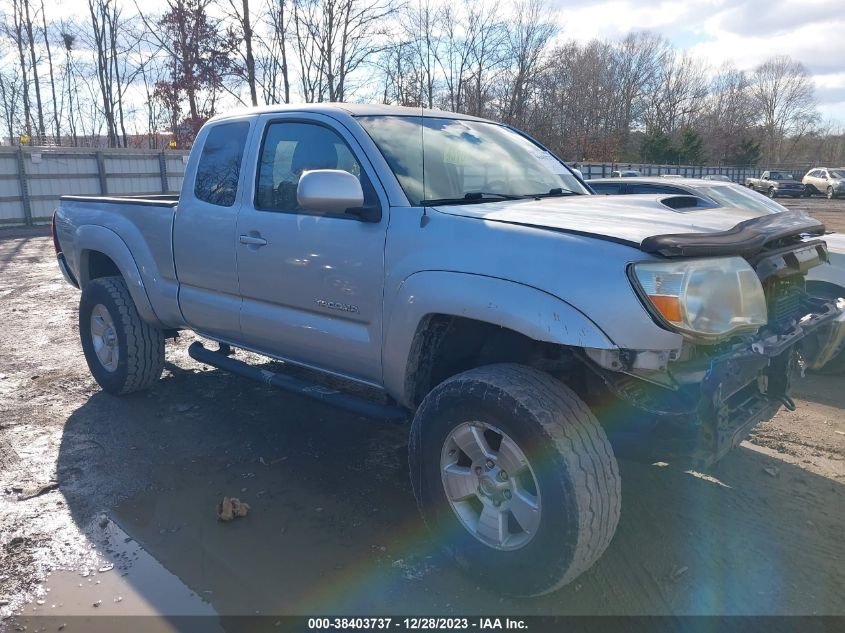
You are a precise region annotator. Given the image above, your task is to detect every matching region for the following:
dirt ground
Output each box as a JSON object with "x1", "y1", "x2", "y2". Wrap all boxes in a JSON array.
[{"x1": 1, "y1": 198, "x2": 844, "y2": 628}]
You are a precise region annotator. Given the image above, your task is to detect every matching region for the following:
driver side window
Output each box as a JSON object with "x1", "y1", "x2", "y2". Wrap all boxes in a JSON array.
[{"x1": 255, "y1": 121, "x2": 371, "y2": 214}]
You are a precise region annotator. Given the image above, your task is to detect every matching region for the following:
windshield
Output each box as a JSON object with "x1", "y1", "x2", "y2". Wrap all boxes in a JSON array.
[
  {"x1": 769, "y1": 172, "x2": 794, "y2": 180},
  {"x1": 698, "y1": 183, "x2": 786, "y2": 214},
  {"x1": 831, "y1": 169, "x2": 845, "y2": 179},
  {"x1": 357, "y1": 115, "x2": 588, "y2": 205}
]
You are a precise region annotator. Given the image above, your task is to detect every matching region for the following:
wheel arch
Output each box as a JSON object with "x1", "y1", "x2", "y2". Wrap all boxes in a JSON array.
[
  {"x1": 74, "y1": 225, "x2": 162, "y2": 327},
  {"x1": 382, "y1": 271, "x2": 617, "y2": 408}
]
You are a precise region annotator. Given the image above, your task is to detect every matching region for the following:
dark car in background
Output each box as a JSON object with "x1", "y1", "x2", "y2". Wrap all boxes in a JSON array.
[{"x1": 745, "y1": 170, "x2": 805, "y2": 198}]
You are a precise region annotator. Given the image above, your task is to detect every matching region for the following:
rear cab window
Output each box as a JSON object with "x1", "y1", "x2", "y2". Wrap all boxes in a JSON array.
[{"x1": 194, "y1": 122, "x2": 250, "y2": 207}]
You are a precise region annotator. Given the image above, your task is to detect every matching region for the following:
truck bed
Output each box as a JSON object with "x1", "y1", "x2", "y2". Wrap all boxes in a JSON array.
[{"x1": 55, "y1": 193, "x2": 183, "y2": 329}]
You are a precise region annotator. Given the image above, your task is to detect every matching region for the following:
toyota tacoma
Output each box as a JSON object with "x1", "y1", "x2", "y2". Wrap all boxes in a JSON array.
[{"x1": 53, "y1": 104, "x2": 845, "y2": 597}]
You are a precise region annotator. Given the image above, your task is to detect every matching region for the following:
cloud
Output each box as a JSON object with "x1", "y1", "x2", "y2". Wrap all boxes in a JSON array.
[{"x1": 548, "y1": 0, "x2": 844, "y2": 120}]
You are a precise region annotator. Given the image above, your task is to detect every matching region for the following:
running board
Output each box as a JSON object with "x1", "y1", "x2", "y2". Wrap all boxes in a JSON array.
[{"x1": 188, "y1": 342, "x2": 409, "y2": 423}]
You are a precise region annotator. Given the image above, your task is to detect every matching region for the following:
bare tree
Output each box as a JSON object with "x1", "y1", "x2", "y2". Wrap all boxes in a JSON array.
[
  {"x1": 403, "y1": 0, "x2": 442, "y2": 107},
  {"x1": 21, "y1": 0, "x2": 46, "y2": 138},
  {"x1": 5, "y1": 0, "x2": 33, "y2": 139},
  {"x1": 500, "y1": 0, "x2": 555, "y2": 127},
  {"x1": 292, "y1": 0, "x2": 397, "y2": 102},
  {"x1": 220, "y1": 0, "x2": 258, "y2": 105},
  {"x1": 0, "y1": 64, "x2": 23, "y2": 143},
  {"x1": 752, "y1": 55, "x2": 818, "y2": 164},
  {"x1": 641, "y1": 50, "x2": 708, "y2": 135},
  {"x1": 60, "y1": 29, "x2": 78, "y2": 144},
  {"x1": 255, "y1": 0, "x2": 291, "y2": 104},
  {"x1": 609, "y1": 31, "x2": 670, "y2": 151},
  {"x1": 699, "y1": 64, "x2": 757, "y2": 163}
]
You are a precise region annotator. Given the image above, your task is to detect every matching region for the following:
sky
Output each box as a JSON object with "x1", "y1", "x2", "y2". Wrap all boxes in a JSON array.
[{"x1": 549, "y1": 0, "x2": 845, "y2": 124}]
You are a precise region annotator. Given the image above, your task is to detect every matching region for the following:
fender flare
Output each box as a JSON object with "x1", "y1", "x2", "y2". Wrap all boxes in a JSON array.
[
  {"x1": 74, "y1": 224, "x2": 162, "y2": 327},
  {"x1": 382, "y1": 271, "x2": 617, "y2": 406}
]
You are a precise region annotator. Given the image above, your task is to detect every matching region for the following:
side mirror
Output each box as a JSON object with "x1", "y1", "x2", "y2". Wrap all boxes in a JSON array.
[
  {"x1": 297, "y1": 169, "x2": 368, "y2": 217},
  {"x1": 571, "y1": 168, "x2": 583, "y2": 180}
]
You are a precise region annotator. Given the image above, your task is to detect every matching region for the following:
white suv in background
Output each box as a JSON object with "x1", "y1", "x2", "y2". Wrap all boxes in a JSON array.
[{"x1": 804, "y1": 168, "x2": 845, "y2": 199}]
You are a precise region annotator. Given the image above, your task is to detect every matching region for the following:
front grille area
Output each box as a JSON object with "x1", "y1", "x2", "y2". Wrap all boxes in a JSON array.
[{"x1": 764, "y1": 276, "x2": 804, "y2": 330}]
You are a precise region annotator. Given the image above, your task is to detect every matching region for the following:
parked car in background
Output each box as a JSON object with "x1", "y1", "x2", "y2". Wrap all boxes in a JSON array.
[
  {"x1": 588, "y1": 176, "x2": 845, "y2": 373},
  {"x1": 746, "y1": 170, "x2": 805, "y2": 198},
  {"x1": 701, "y1": 174, "x2": 732, "y2": 182},
  {"x1": 610, "y1": 169, "x2": 641, "y2": 177},
  {"x1": 803, "y1": 167, "x2": 845, "y2": 199}
]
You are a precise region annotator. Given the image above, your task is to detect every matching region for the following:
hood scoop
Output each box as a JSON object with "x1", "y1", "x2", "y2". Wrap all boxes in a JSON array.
[{"x1": 658, "y1": 195, "x2": 714, "y2": 211}]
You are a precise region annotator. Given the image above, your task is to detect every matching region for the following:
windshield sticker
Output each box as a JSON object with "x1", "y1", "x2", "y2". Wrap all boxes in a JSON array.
[
  {"x1": 443, "y1": 146, "x2": 469, "y2": 166},
  {"x1": 532, "y1": 150, "x2": 565, "y2": 174}
]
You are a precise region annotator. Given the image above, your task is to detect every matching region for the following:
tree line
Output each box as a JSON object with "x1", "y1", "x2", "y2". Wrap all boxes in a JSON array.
[{"x1": 0, "y1": 0, "x2": 841, "y2": 167}]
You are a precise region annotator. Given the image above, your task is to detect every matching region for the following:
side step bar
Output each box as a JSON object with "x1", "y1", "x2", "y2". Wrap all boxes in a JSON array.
[{"x1": 188, "y1": 342, "x2": 409, "y2": 423}]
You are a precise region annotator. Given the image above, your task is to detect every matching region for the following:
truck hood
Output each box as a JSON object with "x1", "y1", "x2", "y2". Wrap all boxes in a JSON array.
[{"x1": 434, "y1": 194, "x2": 825, "y2": 256}]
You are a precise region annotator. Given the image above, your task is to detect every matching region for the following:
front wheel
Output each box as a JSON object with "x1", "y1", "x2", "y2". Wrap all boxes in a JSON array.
[
  {"x1": 79, "y1": 276, "x2": 165, "y2": 394},
  {"x1": 409, "y1": 364, "x2": 621, "y2": 597},
  {"x1": 768, "y1": 187, "x2": 777, "y2": 198},
  {"x1": 828, "y1": 186, "x2": 836, "y2": 200}
]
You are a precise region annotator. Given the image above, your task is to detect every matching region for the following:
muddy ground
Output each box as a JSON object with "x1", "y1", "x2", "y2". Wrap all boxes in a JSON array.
[{"x1": 1, "y1": 197, "x2": 844, "y2": 628}]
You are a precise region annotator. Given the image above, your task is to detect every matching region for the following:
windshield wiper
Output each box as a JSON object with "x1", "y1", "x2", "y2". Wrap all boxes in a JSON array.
[
  {"x1": 532, "y1": 187, "x2": 580, "y2": 198},
  {"x1": 420, "y1": 192, "x2": 525, "y2": 206}
]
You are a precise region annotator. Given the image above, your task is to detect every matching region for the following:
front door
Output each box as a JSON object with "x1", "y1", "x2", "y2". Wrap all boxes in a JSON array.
[{"x1": 234, "y1": 114, "x2": 388, "y2": 385}]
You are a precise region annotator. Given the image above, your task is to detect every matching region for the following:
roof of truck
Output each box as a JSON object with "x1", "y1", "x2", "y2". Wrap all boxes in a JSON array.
[{"x1": 208, "y1": 102, "x2": 491, "y2": 123}]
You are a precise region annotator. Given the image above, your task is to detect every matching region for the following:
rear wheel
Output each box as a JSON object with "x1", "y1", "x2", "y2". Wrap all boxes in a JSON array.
[
  {"x1": 79, "y1": 276, "x2": 165, "y2": 394},
  {"x1": 768, "y1": 187, "x2": 777, "y2": 198},
  {"x1": 409, "y1": 364, "x2": 620, "y2": 596}
]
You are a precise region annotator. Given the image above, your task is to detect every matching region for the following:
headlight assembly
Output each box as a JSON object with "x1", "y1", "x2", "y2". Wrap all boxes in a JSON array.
[{"x1": 631, "y1": 257, "x2": 767, "y2": 340}]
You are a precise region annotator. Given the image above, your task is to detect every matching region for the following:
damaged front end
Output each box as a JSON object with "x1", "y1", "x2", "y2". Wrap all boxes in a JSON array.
[{"x1": 587, "y1": 214, "x2": 845, "y2": 469}]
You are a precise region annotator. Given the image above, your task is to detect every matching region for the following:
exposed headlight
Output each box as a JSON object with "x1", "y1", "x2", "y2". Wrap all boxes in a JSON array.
[{"x1": 631, "y1": 257, "x2": 767, "y2": 340}]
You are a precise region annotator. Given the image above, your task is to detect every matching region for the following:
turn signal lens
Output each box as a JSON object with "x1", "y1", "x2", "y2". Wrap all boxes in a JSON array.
[{"x1": 648, "y1": 294, "x2": 682, "y2": 323}]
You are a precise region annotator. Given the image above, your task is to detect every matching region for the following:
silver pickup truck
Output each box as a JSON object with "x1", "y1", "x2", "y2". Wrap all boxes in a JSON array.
[{"x1": 53, "y1": 104, "x2": 845, "y2": 597}]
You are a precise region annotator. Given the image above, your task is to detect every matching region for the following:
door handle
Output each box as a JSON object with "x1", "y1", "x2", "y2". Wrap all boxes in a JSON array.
[{"x1": 239, "y1": 234, "x2": 268, "y2": 246}]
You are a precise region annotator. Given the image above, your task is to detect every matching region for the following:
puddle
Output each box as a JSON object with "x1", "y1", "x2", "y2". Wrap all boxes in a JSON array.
[
  {"x1": 99, "y1": 458, "x2": 447, "y2": 616},
  {"x1": 13, "y1": 521, "x2": 220, "y2": 631}
]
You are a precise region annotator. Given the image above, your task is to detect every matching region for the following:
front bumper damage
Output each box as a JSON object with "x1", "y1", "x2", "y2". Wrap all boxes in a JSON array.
[{"x1": 587, "y1": 296, "x2": 845, "y2": 469}]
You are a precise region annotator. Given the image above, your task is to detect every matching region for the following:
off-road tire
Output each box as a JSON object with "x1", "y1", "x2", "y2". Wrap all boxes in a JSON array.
[
  {"x1": 79, "y1": 276, "x2": 165, "y2": 394},
  {"x1": 409, "y1": 364, "x2": 621, "y2": 597}
]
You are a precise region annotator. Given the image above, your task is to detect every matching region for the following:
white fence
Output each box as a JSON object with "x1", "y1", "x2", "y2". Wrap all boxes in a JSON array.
[{"x1": 0, "y1": 147, "x2": 190, "y2": 226}]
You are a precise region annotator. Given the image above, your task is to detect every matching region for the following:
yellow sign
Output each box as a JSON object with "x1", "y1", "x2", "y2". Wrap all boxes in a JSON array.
[
  {"x1": 168, "y1": 139, "x2": 177, "y2": 149},
  {"x1": 19, "y1": 134, "x2": 30, "y2": 144}
]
